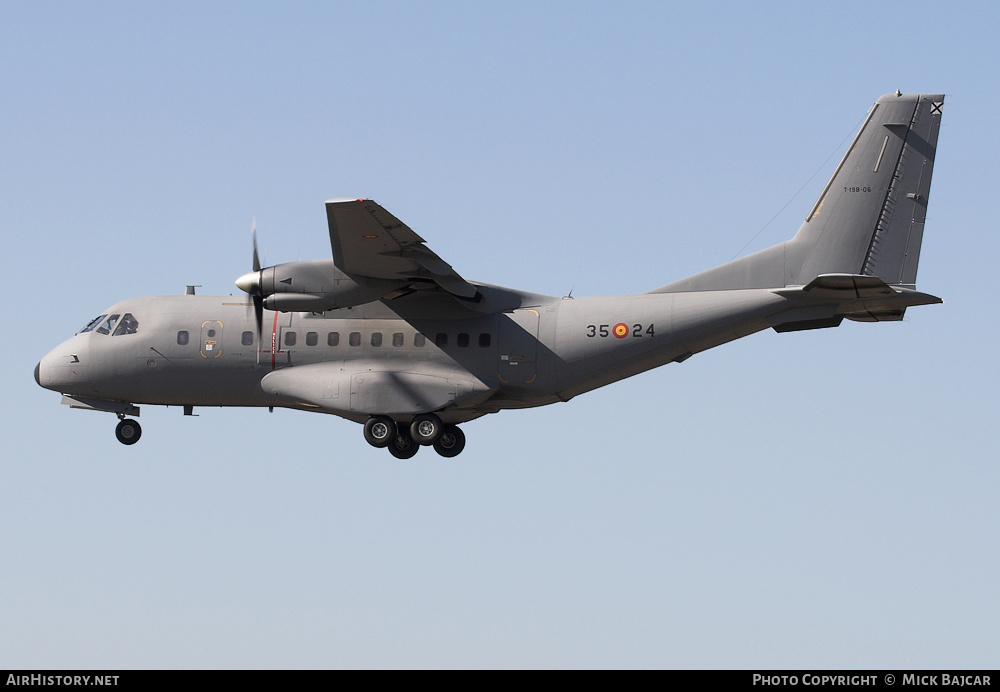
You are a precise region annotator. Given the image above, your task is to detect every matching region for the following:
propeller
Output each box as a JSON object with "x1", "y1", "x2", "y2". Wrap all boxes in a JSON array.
[{"x1": 236, "y1": 219, "x2": 265, "y2": 346}]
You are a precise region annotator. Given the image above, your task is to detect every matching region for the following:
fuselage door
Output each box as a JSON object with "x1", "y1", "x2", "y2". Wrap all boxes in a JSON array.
[
  {"x1": 200, "y1": 320, "x2": 223, "y2": 359},
  {"x1": 273, "y1": 313, "x2": 294, "y2": 368},
  {"x1": 498, "y1": 309, "x2": 539, "y2": 384}
]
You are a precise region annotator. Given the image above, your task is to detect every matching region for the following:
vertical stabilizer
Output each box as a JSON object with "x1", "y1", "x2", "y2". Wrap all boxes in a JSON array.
[{"x1": 652, "y1": 92, "x2": 944, "y2": 293}]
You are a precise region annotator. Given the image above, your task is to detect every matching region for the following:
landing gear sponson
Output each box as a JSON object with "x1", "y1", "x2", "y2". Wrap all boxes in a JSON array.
[{"x1": 364, "y1": 413, "x2": 466, "y2": 458}]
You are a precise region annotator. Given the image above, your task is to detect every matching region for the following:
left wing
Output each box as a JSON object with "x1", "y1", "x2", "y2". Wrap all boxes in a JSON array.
[{"x1": 325, "y1": 199, "x2": 479, "y2": 299}]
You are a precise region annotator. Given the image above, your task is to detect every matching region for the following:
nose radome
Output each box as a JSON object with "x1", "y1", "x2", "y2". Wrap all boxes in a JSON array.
[{"x1": 36, "y1": 333, "x2": 91, "y2": 393}]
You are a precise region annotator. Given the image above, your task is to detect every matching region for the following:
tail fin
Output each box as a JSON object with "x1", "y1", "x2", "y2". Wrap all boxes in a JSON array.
[{"x1": 653, "y1": 92, "x2": 944, "y2": 293}]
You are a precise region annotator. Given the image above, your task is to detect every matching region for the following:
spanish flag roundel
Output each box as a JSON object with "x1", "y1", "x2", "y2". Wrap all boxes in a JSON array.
[{"x1": 613, "y1": 323, "x2": 629, "y2": 339}]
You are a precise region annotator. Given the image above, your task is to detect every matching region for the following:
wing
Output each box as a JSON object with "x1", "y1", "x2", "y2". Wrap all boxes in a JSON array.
[{"x1": 325, "y1": 198, "x2": 478, "y2": 299}]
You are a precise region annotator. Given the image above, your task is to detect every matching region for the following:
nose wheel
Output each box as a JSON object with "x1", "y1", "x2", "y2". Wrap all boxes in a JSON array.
[{"x1": 115, "y1": 418, "x2": 142, "y2": 445}]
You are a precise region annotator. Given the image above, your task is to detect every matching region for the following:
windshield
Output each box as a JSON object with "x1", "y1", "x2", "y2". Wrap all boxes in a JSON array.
[
  {"x1": 95, "y1": 314, "x2": 120, "y2": 335},
  {"x1": 78, "y1": 314, "x2": 107, "y2": 334},
  {"x1": 77, "y1": 312, "x2": 140, "y2": 336},
  {"x1": 112, "y1": 313, "x2": 139, "y2": 336}
]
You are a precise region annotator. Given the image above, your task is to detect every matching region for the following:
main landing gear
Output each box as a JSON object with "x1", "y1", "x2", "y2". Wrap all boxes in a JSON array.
[
  {"x1": 363, "y1": 413, "x2": 467, "y2": 458},
  {"x1": 115, "y1": 415, "x2": 142, "y2": 445}
]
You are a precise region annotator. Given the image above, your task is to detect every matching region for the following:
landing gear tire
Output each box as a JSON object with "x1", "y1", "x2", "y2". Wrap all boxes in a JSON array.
[
  {"x1": 433, "y1": 425, "x2": 466, "y2": 458},
  {"x1": 363, "y1": 416, "x2": 397, "y2": 448},
  {"x1": 115, "y1": 419, "x2": 142, "y2": 445},
  {"x1": 387, "y1": 431, "x2": 419, "y2": 459},
  {"x1": 410, "y1": 413, "x2": 444, "y2": 446}
]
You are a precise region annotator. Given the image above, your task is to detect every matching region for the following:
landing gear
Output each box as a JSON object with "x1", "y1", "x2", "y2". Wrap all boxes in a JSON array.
[
  {"x1": 363, "y1": 415, "x2": 397, "y2": 448},
  {"x1": 363, "y1": 415, "x2": 467, "y2": 458},
  {"x1": 410, "y1": 413, "x2": 444, "y2": 446},
  {"x1": 387, "y1": 430, "x2": 419, "y2": 459},
  {"x1": 115, "y1": 418, "x2": 142, "y2": 445},
  {"x1": 433, "y1": 425, "x2": 465, "y2": 458}
]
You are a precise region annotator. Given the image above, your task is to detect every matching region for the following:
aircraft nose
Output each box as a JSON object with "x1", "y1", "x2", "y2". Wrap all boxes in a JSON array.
[{"x1": 36, "y1": 335, "x2": 91, "y2": 393}]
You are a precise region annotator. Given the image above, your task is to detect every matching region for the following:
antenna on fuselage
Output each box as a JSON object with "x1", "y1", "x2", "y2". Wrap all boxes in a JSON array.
[{"x1": 185, "y1": 285, "x2": 200, "y2": 295}]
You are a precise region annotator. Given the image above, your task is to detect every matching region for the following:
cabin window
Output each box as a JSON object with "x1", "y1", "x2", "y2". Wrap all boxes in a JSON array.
[
  {"x1": 328, "y1": 332, "x2": 340, "y2": 346},
  {"x1": 457, "y1": 333, "x2": 470, "y2": 348},
  {"x1": 177, "y1": 330, "x2": 190, "y2": 345},
  {"x1": 284, "y1": 331, "x2": 296, "y2": 346},
  {"x1": 371, "y1": 332, "x2": 383, "y2": 347},
  {"x1": 479, "y1": 333, "x2": 492, "y2": 348},
  {"x1": 414, "y1": 333, "x2": 426, "y2": 347},
  {"x1": 112, "y1": 313, "x2": 139, "y2": 336},
  {"x1": 392, "y1": 332, "x2": 404, "y2": 347},
  {"x1": 435, "y1": 333, "x2": 448, "y2": 347},
  {"x1": 242, "y1": 331, "x2": 254, "y2": 345},
  {"x1": 306, "y1": 331, "x2": 318, "y2": 346},
  {"x1": 349, "y1": 332, "x2": 361, "y2": 347}
]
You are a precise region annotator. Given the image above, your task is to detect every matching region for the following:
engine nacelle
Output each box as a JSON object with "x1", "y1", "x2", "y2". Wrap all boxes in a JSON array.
[
  {"x1": 237, "y1": 259, "x2": 405, "y2": 311},
  {"x1": 263, "y1": 293, "x2": 342, "y2": 312}
]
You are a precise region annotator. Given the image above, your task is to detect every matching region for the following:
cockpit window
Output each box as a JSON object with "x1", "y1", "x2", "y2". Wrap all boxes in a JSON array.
[
  {"x1": 78, "y1": 314, "x2": 107, "y2": 334},
  {"x1": 95, "y1": 314, "x2": 121, "y2": 335},
  {"x1": 112, "y1": 313, "x2": 139, "y2": 336}
]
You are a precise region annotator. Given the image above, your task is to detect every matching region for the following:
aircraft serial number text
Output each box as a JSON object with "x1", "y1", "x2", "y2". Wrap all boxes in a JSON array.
[
  {"x1": 843, "y1": 186, "x2": 872, "y2": 192},
  {"x1": 585, "y1": 323, "x2": 655, "y2": 339}
]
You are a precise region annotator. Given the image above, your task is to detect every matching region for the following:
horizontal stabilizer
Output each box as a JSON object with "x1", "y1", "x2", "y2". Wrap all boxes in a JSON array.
[
  {"x1": 769, "y1": 274, "x2": 941, "y2": 331},
  {"x1": 772, "y1": 316, "x2": 844, "y2": 333}
]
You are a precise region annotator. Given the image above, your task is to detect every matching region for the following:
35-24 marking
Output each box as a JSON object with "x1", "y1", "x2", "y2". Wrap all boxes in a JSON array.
[{"x1": 586, "y1": 323, "x2": 655, "y2": 339}]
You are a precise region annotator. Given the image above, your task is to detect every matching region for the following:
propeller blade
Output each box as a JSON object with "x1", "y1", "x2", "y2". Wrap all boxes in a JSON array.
[
  {"x1": 251, "y1": 218, "x2": 261, "y2": 273},
  {"x1": 254, "y1": 293, "x2": 264, "y2": 345},
  {"x1": 238, "y1": 218, "x2": 266, "y2": 357}
]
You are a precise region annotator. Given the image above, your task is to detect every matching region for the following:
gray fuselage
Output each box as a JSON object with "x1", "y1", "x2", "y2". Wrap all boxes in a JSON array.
[{"x1": 38, "y1": 288, "x2": 786, "y2": 424}]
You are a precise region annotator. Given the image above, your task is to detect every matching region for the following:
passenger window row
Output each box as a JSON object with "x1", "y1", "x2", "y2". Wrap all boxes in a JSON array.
[
  {"x1": 177, "y1": 330, "x2": 493, "y2": 349},
  {"x1": 285, "y1": 331, "x2": 493, "y2": 348}
]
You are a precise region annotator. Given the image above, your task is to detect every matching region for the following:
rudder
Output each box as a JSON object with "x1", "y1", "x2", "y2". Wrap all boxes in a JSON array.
[{"x1": 792, "y1": 92, "x2": 944, "y2": 287}]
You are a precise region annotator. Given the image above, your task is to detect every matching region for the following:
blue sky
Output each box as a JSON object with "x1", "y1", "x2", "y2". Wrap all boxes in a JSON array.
[{"x1": 3, "y1": 0, "x2": 998, "y2": 669}]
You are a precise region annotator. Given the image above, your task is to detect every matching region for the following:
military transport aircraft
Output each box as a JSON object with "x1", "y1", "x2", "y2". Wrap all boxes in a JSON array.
[{"x1": 35, "y1": 92, "x2": 945, "y2": 458}]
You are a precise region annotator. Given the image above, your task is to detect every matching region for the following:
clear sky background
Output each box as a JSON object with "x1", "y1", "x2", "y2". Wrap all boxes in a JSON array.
[{"x1": 2, "y1": 0, "x2": 997, "y2": 669}]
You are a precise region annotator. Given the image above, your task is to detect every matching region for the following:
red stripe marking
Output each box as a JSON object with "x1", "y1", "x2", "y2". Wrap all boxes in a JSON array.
[{"x1": 271, "y1": 311, "x2": 279, "y2": 370}]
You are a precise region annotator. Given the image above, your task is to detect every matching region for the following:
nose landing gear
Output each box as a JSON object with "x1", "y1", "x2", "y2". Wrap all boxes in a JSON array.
[{"x1": 115, "y1": 415, "x2": 142, "y2": 445}]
